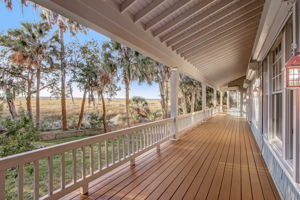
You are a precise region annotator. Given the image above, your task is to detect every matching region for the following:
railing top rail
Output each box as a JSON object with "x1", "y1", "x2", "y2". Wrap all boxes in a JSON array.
[
  {"x1": 0, "y1": 117, "x2": 175, "y2": 170},
  {"x1": 177, "y1": 108, "x2": 214, "y2": 119}
]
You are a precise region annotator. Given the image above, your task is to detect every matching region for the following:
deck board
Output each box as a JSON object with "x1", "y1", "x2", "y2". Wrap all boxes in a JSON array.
[{"x1": 61, "y1": 115, "x2": 280, "y2": 200}]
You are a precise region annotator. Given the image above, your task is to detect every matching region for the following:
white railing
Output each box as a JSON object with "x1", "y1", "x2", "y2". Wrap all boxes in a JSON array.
[
  {"x1": 0, "y1": 107, "x2": 219, "y2": 200},
  {"x1": 177, "y1": 108, "x2": 215, "y2": 134},
  {"x1": 0, "y1": 118, "x2": 174, "y2": 200}
]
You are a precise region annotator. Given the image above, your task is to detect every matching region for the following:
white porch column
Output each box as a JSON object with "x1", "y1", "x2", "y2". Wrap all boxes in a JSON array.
[
  {"x1": 213, "y1": 89, "x2": 217, "y2": 108},
  {"x1": 220, "y1": 91, "x2": 223, "y2": 112},
  {"x1": 202, "y1": 83, "x2": 206, "y2": 111},
  {"x1": 240, "y1": 91, "x2": 243, "y2": 117},
  {"x1": 170, "y1": 68, "x2": 179, "y2": 140},
  {"x1": 227, "y1": 91, "x2": 230, "y2": 111}
]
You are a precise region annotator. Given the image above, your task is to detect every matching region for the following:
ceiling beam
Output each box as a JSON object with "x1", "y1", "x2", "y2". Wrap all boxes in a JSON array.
[
  {"x1": 189, "y1": 37, "x2": 255, "y2": 64},
  {"x1": 178, "y1": 17, "x2": 259, "y2": 55},
  {"x1": 183, "y1": 26, "x2": 258, "y2": 59},
  {"x1": 171, "y1": 6, "x2": 263, "y2": 51},
  {"x1": 152, "y1": 0, "x2": 216, "y2": 37},
  {"x1": 120, "y1": 0, "x2": 137, "y2": 13},
  {"x1": 160, "y1": 0, "x2": 235, "y2": 42},
  {"x1": 166, "y1": 0, "x2": 260, "y2": 46},
  {"x1": 133, "y1": 0, "x2": 165, "y2": 23},
  {"x1": 144, "y1": 0, "x2": 191, "y2": 30}
]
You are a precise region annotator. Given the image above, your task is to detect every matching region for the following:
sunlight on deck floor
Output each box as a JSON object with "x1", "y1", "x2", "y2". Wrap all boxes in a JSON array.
[{"x1": 62, "y1": 114, "x2": 280, "y2": 200}]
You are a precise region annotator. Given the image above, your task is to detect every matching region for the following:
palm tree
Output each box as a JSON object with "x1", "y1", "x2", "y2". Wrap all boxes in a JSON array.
[
  {"x1": 0, "y1": 22, "x2": 58, "y2": 127},
  {"x1": 41, "y1": 9, "x2": 87, "y2": 130},
  {"x1": 152, "y1": 62, "x2": 171, "y2": 119},
  {"x1": 110, "y1": 41, "x2": 152, "y2": 127}
]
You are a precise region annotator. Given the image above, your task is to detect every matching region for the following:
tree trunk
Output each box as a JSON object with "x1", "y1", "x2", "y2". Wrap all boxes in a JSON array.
[
  {"x1": 35, "y1": 66, "x2": 41, "y2": 128},
  {"x1": 100, "y1": 92, "x2": 108, "y2": 133},
  {"x1": 124, "y1": 72, "x2": 131, "y2": 127},
  {"x1": 191, "y1": 91, "x2": 196, "y2": 113},
  {"x1": 69, "y1": 84, "x2": 75, "y2": 104},
  {"x1": 76, "y1": 88, "x2": 87, "y2": 130},
  {"x1": 91, "y1": 92, "x2": 96, "y2": 108},
  {"x1": 26, "y1": 72, "x2": 33, "y2": 118},
  {"x1": 159, "y1": 82, "x2": 166, "y2": 119},
  {"x1": 5, "y1": 88, "x2": 17, "y2": 119},
  {"x1": 60, "y1": 28, "x2": 68, "y2": 130},
  {"x1": 180, "y1": 91, "x2": 187, "y2": 114}
]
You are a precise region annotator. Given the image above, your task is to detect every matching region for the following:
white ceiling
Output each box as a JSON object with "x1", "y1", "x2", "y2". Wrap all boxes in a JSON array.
[{"x1": 32, "y1": 0, "x2": 264, "y2": 88}]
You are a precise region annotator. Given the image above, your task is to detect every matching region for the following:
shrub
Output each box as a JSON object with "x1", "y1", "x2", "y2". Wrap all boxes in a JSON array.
[{"x1": 0, "y1": 113, "x2": 38, "y2": 158}]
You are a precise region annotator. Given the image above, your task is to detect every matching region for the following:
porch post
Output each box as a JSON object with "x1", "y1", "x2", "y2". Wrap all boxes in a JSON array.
[
  {"x1": 202, "y1": 83, "x2": 206, "y2": 111},
  {"x1": 220, "y1": 91, "x2": 223, "y2": 112},
  {"x1": 240, "y1": 91, "x2": 243, "y2": 117},
  {"x1": 170, "y1": 67, "x2": 179, "y2": 140},
  {"x1": 227, "y1": 91, "x2": 230, "y2": 111},
  {"x1": 213, "y1": 89, "x2": 217, "y2": 108}
]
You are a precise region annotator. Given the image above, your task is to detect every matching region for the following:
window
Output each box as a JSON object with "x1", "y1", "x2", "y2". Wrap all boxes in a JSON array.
[{"x1": 272, "y1": 42, "x2": 283, "y2": 92}]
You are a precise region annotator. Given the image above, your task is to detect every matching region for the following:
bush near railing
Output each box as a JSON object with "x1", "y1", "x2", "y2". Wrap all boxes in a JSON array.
[{"x1": 0, "y1": 108, "x2": 218, "y2": 200}]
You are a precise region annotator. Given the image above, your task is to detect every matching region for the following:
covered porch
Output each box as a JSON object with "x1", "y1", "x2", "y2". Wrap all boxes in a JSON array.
[{"x1": 1, "y1": 0, "x2": 300, "y2": 199}]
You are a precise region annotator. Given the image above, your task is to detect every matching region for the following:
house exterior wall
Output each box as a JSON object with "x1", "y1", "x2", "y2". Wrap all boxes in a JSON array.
[{"x1": 247, "y1": 5, "x2": 300, "y2": 198}]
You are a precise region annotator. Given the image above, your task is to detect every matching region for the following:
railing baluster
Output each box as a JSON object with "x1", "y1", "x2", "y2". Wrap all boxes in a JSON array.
[
  {"x1": 131, "y1": 134, "x2": 134, "y2": 154},
  {"x1": 122, "y1": 135, "x2": 125, "y2": 159},
  {"x1": 82, "y1": 146, "x2": 86, "y2": 179},
  {"x1": 18, "y1": 164, "x2": 24, "y2": 200},
  {"x1": 136, "y1": 132, "x2": 139, "y2": 152},
  {"x1": 61, "y1": 153, "x2": 65, "y2": 190},
  {"x1": 34, "y1": 160, "x2": 39, "y2": 200},
  {"x1": 112, "y1": 138, "x2": 115, "y2": 164},
  {"x1": 0, "y1": 170, "x2": 5, "y2": 200},
  {"x1": 90, "y1": 145, "x2": 94, "y2": 175},
  {"x1": 127, "y1": 135, "x2": 130, "y2": 156},
  {"x1": 117, "y1": 136, "x2": 120, "y2": 162},
  {"x1": 144, "y1": 130, "x2": 146, "y2": 149},
  {"x1": 48, "y1": 156, "x2": 53, "y2": 196},
  {"x1": 105, "y1": 140, "x2": 109, "y2": 168},
  {"x1": 98, "y1": 143, "x2": 102, "y2": 171},
  {"x1": 72, "y1": 149, "x2": 77, "y2": 183}
]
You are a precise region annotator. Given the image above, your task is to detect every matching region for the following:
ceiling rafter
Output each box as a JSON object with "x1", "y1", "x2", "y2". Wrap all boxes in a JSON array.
[
  {"x1": 166, "y1": 0, "x2": 259, "y2": 46},
  {"x1": 171, "y1": 6, "x2": 263, "y2": 51},
  {"x1": 120, "y1": 0, "x2": 137, "y2": 13},
  {"x1": 196, "y1": 53, "x2": 252, "y2": 71},
  {"x1": 191, "y1": 40, "x2": 255, "y2": 65},
  {"x1": 184, "y1": 28, "x2": 258, "y2": 62},
  {"x1": 181, "y1": 20, "x2": 259, "y2": 57},
  {"x1": 177, "y1": 21, "x2": 259, "y2": 57},
  {"x1": 152, "y1": 0, "x2": 216, "y2": 37},
  {"x1": 144, "y1": 0, "x2": 192, "y2": 31},
  {"x1": 189, "y1": 36, "x2": 255, "y2": 63},
  {"x1": 195, "y1": 52, "x2": 252, "y2": 71},
  {"x1": 133, "y1": 0, "x2": 165, "y2": 23},
  {"x1": 159, "y1": 0, "x2": 235, "y2": 43}
]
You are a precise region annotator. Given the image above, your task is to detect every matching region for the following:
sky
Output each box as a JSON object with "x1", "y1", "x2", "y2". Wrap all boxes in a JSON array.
[{"x1": 0, "y1": 0, "x2": 160, "y2": 99}]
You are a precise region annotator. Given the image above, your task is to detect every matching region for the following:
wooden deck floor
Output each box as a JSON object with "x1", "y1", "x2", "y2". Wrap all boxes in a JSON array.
[{"x1": 62, "y1": 114, "x2": 280, "y2": 200}]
